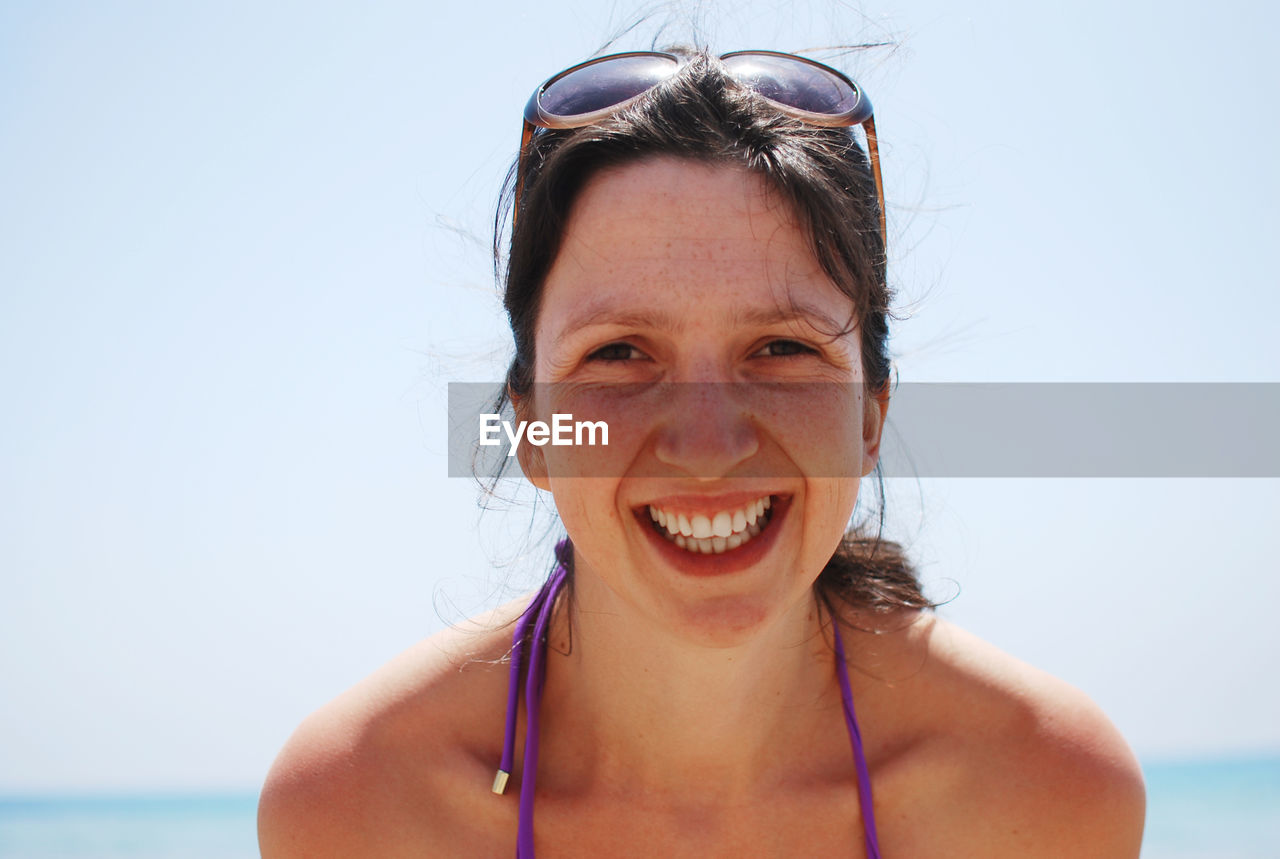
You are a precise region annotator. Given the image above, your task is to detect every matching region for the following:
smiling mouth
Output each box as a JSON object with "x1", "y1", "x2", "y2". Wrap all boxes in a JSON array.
[{"x1": 644, "y1": 495, "x2": 778, "y2": 555}]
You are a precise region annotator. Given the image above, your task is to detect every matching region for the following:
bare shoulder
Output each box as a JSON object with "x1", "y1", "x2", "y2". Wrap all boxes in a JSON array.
[
  {"x1": 257, "y1": 599, "x2": 526, "y2": 858},
  {"x1": 854, "y1": 614, "x2": 1145, "y2": 858}
]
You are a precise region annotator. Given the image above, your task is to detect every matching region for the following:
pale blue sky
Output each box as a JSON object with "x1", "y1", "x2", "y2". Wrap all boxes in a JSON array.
[{"x1": 1, "y1": 0, "x2": 1277, "y2": 792}]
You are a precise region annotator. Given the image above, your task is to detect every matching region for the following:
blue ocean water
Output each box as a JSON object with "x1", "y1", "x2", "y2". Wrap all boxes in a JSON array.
[
  {"x1": 0, "y1": 794, "x2": 257, "y2": 859},
  {"x1": 1142, "y1": 757, "x2": 1280, "y2": 858},
  {"x1": 0, "y1": 758, "x2": 1275, "y2": 857}
]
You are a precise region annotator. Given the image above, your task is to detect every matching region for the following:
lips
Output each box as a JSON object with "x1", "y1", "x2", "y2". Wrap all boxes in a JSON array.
[{"x1": 632, "y1": 492, "x2": 790, "y2": 577}]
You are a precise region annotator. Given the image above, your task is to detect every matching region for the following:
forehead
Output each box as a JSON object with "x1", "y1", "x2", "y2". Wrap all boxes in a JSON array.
[{"x1": 535, "y1": 158, "x2": 855, "y2": 343}]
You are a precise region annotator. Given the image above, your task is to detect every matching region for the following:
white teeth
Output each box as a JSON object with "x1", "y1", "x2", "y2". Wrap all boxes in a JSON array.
[{"x1": 646, "y1": 495, "x2": 775, "y2": 555}]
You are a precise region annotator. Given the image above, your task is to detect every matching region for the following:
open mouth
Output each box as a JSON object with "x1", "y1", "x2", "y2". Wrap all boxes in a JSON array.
[{"x1": 644, "y1": 495, "x2": 778, "y2": 555}]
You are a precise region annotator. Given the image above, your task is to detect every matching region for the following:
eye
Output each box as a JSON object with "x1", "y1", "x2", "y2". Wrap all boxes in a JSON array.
[
  {"x1": 754, "y1": 339, "x2": 819, "y2": 358},
  {"x1": 587, "y1": 342, "x2": 646, "y2": 362}
]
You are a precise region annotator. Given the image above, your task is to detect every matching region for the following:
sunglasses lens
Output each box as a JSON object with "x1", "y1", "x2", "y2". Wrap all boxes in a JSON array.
[
  {"x1": 539, "y1": 54, "x2": 681, "y2": 119},
  {"x1": 721, "y1": 54, "x2": 859, "y2": 116}
]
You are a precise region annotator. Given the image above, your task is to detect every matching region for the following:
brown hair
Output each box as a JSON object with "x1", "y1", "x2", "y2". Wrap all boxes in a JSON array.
[{"x1": 492, "y1": 49, "x2": 930, "y2": 616}]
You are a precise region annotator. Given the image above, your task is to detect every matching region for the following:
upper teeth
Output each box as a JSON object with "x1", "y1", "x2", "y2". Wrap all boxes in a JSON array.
[{"x1": 647, "y1": 496, "x2": 773, "y2": 554}]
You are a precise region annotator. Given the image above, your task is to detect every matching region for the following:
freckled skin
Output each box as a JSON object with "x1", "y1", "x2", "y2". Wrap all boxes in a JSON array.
[{"x1": 518, "y1": 157, "x2": 880, "y2": 647}]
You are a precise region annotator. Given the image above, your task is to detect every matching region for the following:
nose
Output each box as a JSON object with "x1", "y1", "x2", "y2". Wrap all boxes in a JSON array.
[{"x1": 652, "y1": 381, "x2": 760, "y2": 478}]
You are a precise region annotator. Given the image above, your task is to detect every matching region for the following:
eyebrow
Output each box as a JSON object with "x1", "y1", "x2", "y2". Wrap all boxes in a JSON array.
[
  {"x1": 732, "y1": 302, "x2": 855, "y2": 335},
  {"x1": 562, "y1": 305, "x2": 685, "y2": 333},
  {"x1": 560, "y1": 299, "x2": 854, "y2": 336}
]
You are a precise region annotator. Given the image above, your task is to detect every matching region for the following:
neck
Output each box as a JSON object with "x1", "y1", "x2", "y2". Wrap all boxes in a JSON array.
[{"x1": 538, "y1": 570, "x2": 847, "y2": 802}]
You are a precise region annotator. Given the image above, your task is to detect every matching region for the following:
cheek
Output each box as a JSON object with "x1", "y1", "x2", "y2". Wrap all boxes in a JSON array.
[
  {"x1": 544, "y1": 480, "x2": 623, "y2": 573},
  {"x1": 546, "y1": 479, "x2": 617, "y2": 527},
  {"x1": 807, "y1": 477, "x2": 861, "y2": 530},
  {"x1": 750, "y1": 384, "x2": 869, "y2": 478},
  {"x1": 530, "y1": 386, "x2": 667, "y2": 479}
]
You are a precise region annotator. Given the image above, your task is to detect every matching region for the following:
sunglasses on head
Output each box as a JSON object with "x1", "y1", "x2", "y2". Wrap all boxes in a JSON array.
[{"x1": 517, "y1": 50, "x2": 885, "y2": 245}]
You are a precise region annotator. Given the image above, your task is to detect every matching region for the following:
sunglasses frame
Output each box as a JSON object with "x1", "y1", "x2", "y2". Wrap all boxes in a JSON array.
[{"x1": 516, "y1": 50, "x2": 885, "y2": 244}]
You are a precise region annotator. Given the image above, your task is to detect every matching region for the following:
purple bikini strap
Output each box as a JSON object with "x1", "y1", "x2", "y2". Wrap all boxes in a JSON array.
[
  {"x1": 515, "y1": 562, "x2": 567, "y2": 857},
  {"x1": 496, "y1": 545, "x2": 881, "y2": 858},
  {"x1": 493, "y1": 580, "x2": 549, "y2": 793},
  {"x1": 493, "y1": 541, "x2": 571, "y2": 858},
  {"x1": 832, "y1": 619, "x2": 882, "y2": 859}
]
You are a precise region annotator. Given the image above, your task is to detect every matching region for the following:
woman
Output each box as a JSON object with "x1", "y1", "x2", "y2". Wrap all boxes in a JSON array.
[{"x1": 259, "y1": 49, "x2": 1145, "y2": 856}]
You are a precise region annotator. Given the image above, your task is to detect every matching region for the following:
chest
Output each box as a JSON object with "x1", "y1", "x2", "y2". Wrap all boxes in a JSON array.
[{"x1": 459, "y1": 784, "x2": 876, "y2": 859}]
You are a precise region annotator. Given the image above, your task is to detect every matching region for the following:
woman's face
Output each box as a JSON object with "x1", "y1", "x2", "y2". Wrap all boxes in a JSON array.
[{"x1": 519, "y1": 157, "x2": 886, "y2": 645}]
